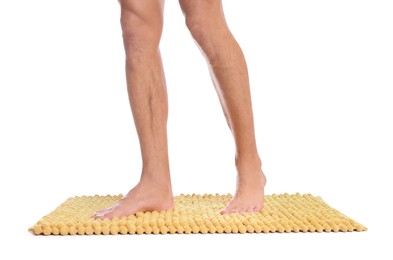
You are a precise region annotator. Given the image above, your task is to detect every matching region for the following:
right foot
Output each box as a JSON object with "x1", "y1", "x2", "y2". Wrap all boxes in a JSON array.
[{"x1": 93, "y1": 175, "x2": 174, "y2": 220}]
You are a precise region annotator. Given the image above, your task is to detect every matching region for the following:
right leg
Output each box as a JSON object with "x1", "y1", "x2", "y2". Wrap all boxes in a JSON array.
[{"x1": 93, "y1": 0, "x2": 173, "y2": 220}]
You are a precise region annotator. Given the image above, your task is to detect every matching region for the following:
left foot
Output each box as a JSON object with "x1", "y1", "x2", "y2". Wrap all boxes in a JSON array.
[
  {"x1": 92, "y1": 174, "x2": 174, "y2": 220},
  {"x1": 220, "y1": 156, "x2": 266, "y2": 214}
]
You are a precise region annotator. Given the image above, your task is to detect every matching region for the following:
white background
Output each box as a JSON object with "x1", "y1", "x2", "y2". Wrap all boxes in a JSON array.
[{"x1": 1, "y1": 0, "x2": 392, "y2": 259}]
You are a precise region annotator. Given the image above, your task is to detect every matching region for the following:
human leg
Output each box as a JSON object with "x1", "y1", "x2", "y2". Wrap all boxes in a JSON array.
[
  {"x1": 179, "y1": 0, "x2": 266, "y2": 214},
  {"x1": 94, "y1": 0, "x2": 173, "y2": 220}
]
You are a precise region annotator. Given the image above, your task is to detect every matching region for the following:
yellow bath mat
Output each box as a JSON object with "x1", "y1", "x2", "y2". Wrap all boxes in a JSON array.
[{"x1": 29, "y1": 193, "x2": 366, "y2": 235}]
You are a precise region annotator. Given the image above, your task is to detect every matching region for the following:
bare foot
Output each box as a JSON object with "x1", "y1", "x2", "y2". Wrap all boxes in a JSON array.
[
  {"x1": 220, "y1": 156, "x2": 267, "y2": 214},
  {"x1": 93, "y1": 175, "x2": 174, "y2": 220}
]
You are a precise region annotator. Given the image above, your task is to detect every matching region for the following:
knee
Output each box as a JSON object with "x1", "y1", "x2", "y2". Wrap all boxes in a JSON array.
[
  {"x1": 184, "y1": 15, "x2": 232, "y2": 66},
  {"x1": 120, "y1": 4, "x2": 163, "y2": 56},
  {"x1": 181, "y1": 0, "x2": 228, "y2": 46},
  {"x1": 183, "y1": 8, "x2": 231, "y2": 51},
  {"x1": 184, "y1": 16, "x2": 212, "y2": 47}
]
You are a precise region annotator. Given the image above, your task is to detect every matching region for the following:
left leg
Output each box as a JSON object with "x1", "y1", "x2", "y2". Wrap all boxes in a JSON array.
[{"x1": 179, "y1": 0, "x2": 266, "y2": 214}]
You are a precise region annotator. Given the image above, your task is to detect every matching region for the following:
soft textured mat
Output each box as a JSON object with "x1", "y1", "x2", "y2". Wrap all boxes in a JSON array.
[{"x1": 29, "y1": 193, "x2": 366, "y2": 235}]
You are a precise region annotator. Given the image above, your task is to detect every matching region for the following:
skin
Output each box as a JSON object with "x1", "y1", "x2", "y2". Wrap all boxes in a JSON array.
[{"x1": 93, "y1": 0, "x2": 266, "y2": 220}]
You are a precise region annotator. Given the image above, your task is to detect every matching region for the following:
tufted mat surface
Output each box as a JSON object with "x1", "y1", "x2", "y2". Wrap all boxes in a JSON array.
[{"x1": 29, "y1": 193, "x2": 367, "y2": 235}]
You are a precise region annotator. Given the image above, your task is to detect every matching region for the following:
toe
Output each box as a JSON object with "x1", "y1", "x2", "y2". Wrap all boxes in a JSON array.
[
  {"x1": 254, "y1": 205, "x2": 262, "y2": 212},
  {"x1": 220, "y1": 209, "x2": 229, "y2": 215},
  {"x1": 93, "y1": 210, "x2": 104, "y2": 216},
  {"x1": 96, "y1": 211, "x2": 114, "y2": 220},
  {"x1": 220, "y1": 206, "x2": 232, "y2": 215},
  {"x1": 230, "y1": 207, "x2": 241, "y2": 213},
  {"x1": 101, "y1": 213, "x2": 112, "y2": 220},
  {"x1": 220, "y1": 202, "x2": 236, "y2": 214},
  {"x1": 246, "y1": 206, "x2": 255, "y2": 213},
  {"x1": 93, "y1": 213, "x2": 105, "y2": 220},
  {"x1": 93, "y1": 207, "x2": 116, "y2": 219},
  {"x1": 93, "y1": 207, "x2": 111, "y2": 215},
  {"x1": 93, "y1": 208, "x2": 110, "y2": 218}
]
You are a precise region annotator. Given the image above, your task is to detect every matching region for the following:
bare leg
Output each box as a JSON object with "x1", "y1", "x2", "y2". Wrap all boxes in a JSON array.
[
  {"x1": 93, "y1": 0, "x2": 173, "y2": 220},
  {"x1": 179, "y1": 0, "x2": 266, "y2": 214}
]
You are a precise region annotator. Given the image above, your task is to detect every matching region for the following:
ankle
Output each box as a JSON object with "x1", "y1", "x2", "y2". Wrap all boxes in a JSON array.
[
  {"x1": 235, "y1": 153, "x2": 262, "y2": 168},
  {"x1": 139, "y1": 171, "x2": 173, "y2": 192}
]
